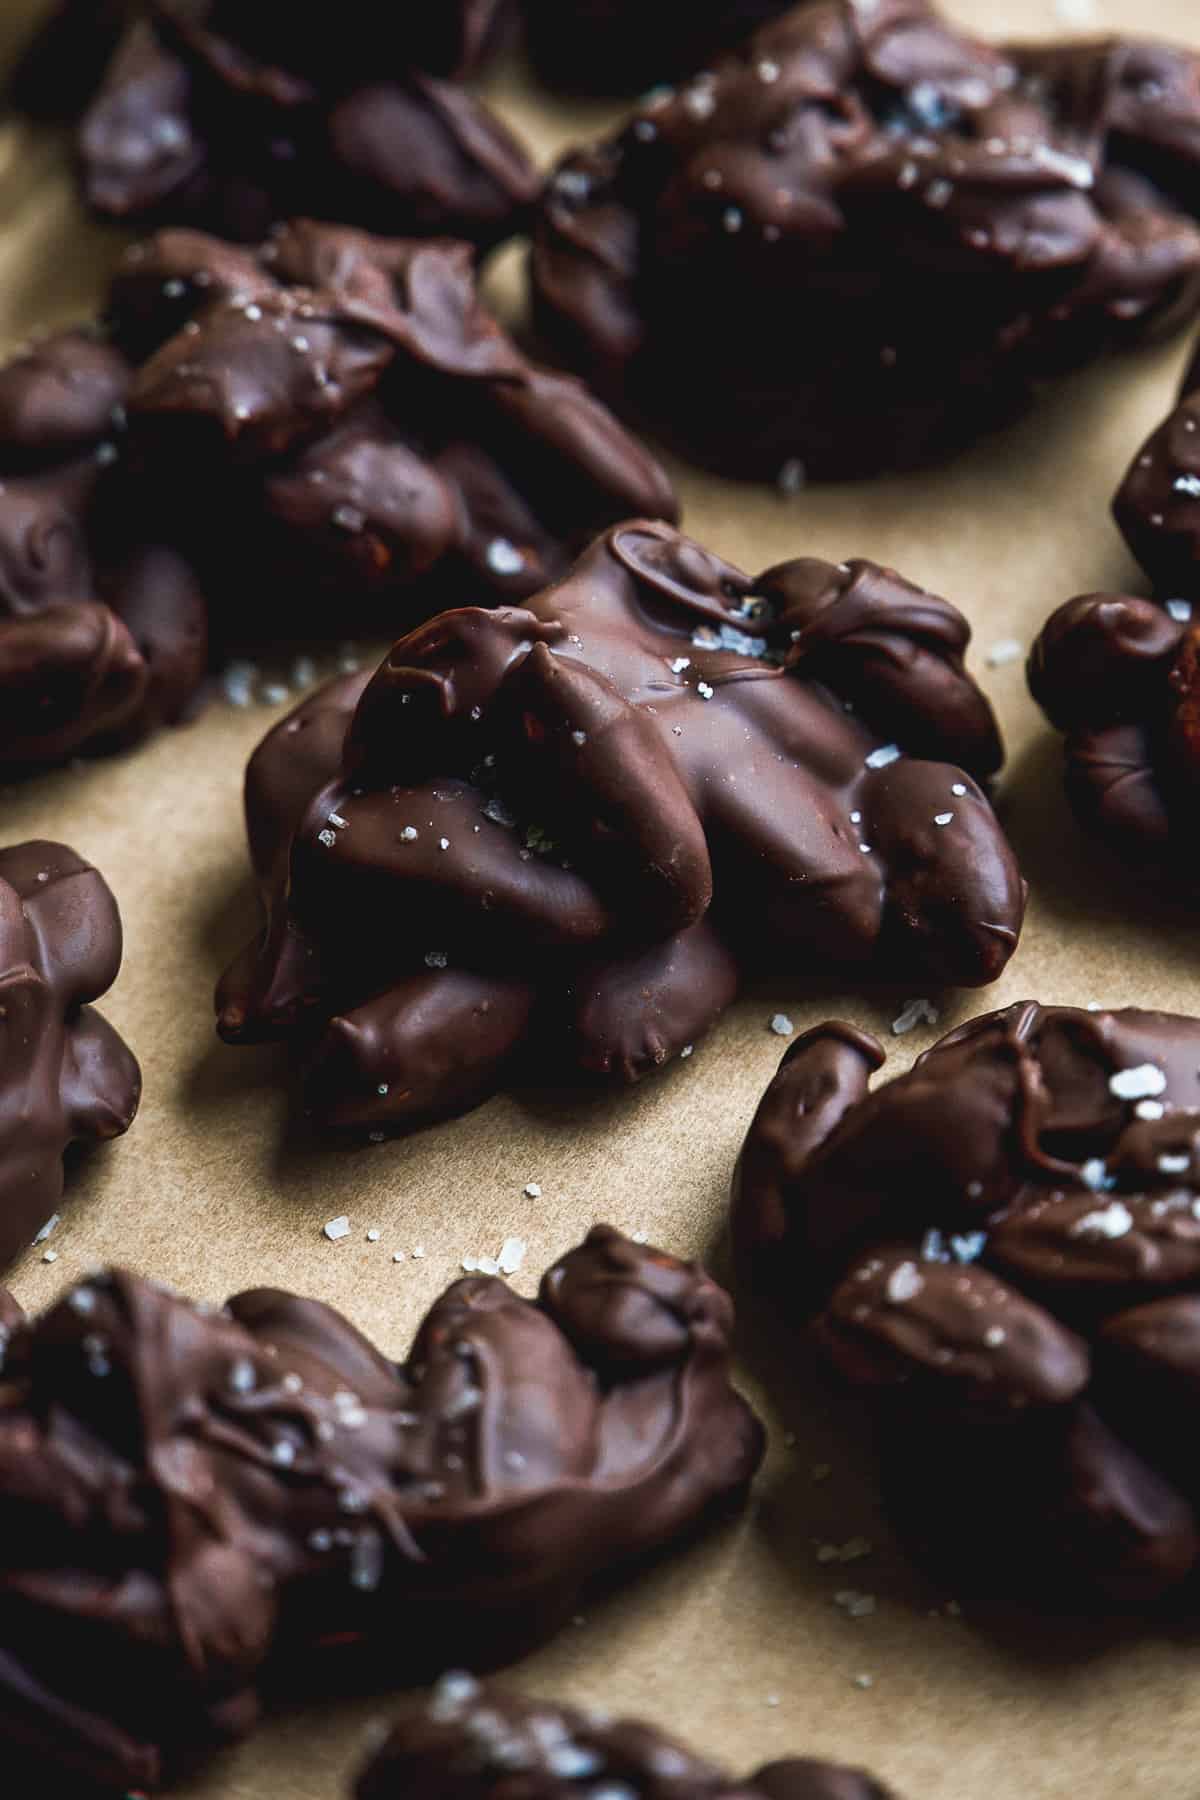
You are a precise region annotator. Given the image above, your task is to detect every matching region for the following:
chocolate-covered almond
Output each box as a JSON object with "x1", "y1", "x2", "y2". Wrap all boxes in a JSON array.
[
  {"x1": 218, "y1": 521, "x2": 1022, "y2": 1137},
  {"x1": 0, "y1": 842, "x2": 140, "y2": 1272},
  {"x1": 356, "y1": 1679, "x2": 898, "y2": 1800},
  {"x1": 0, "y1": 224, "x2": 675, "y2": 772},
  {"x1": 0, "y1": 1228, "x2": 761, "y2": 1792},
  {"x1": 531, "y1": 2, "x2": 1200, "y2": 480},
  {"x1": 734, "y1": 1000, "x2": 1200, "y2": 1606},
  {"x1": 14, "y1": 0, "x2": 530, "y2": 247}
]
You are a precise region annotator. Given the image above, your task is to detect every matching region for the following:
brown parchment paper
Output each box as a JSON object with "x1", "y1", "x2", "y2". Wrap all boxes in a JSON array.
[{"x1": 2, "y1": 2, "x2": 1200, "y2": 1795}]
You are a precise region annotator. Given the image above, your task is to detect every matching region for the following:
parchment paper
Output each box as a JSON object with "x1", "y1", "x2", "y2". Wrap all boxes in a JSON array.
[{"x1": 2, "y1": 3, "x2": 1198, "y2": 1795}]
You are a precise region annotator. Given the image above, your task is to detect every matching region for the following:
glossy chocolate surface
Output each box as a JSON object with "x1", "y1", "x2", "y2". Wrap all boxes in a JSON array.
[
  {"x1": 0, "y1": 1227, "x2": 761, "y2": 1791},
  {"x1": 0, "y1": 841, "x2": 139, "y2": 1273},
  {"x1": 0, "y1": 222, "x2": 675, "y2": 770},
  {"x1": 531, "y1": 0, "x2": 1200, "y2": 479},
  {"x1": 357, "y1": 1679, "x2": 896, "y2": 1800},
  {"x1": 734, "y1": 1001, "x2": 1200, "y2": 1607},
  {"x1": 13, "y1": 0, "x2": 528, "y2": 246},
  {"x1": 217, "y1": 519, "x2": 1023, "y2": 1135}
]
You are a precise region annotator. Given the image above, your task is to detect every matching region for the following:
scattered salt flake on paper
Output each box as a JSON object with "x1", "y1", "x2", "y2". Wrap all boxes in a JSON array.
[
  {"x1": 32, "y1": 1214, "x2": 60, "y2": 1245},
  {"x1": 833, "y1": 1590, "x2": 877, "y2": 1618},
  {"x1": 41, "y1": 1250, "x2": 58, "y2": 1263},
  {"x1": 498, "y1": 1237, "x2": 527, "y2": 1275},
  {"x1": 770, "y1": 1013, "x2": 794, "y2": 1037},
  {"x1": 323, "y1": 1216, "x2": 351, "y2": 1242},
  {"x1": 366, "y1": 1230, "x2": 380, "y2": 1243},
  {"x1": 985, "y1": 639, "x2": 1023, "y2": 667},
  {"x1": 392, "y1": 1251, "x2": 406, "y2": 1263},
  {"x1": 524, "y1": 1182, "x2": 542, "y2": 1198},
  {"x1": 631, "y1": 1230, "x2": 649, "y2": 1244},
  {"x1": 892, "y1": 998, "x2": 939, "y2": 1035},
  {"x1": 854, "y1": 1674, "x2": 874, "y2": 1689}
]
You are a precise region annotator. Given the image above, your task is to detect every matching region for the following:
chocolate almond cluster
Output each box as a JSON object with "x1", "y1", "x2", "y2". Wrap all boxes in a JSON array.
[
  {"x1": 0, "y1": 1227, "x2": 762, "y2": 1793},
  {"x1": 531, "y1": 0, "x2": 1200, "y2": 480},
  {"x1": 734, "y1": 1002, "x2": 1200, "y2": 1608},
  {"x1": 217, "y1": 520, "x2": 1023, "y2": 1135},
  {"x1": 0, "y1": 842, "x2": 140, "y2": 1274},
  {"x1": 13, "y1": 0, "x2": 531, "y2": 246},
  {"x1": 1029, "y1": 342, "x2": 1200, "y2": 877},
  {"x1": 0, "y1": 220, "x2": 675, "y2": 770},
  {"x1": 357, "y1": 1678, "x2": 897, "y2": 1800},
  {"x1": 1027, "y1": 585, "x2": 1200, "y2": 881}
]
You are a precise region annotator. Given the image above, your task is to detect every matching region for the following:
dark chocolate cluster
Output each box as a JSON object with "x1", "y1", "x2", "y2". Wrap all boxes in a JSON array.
[
  {"x1": 217, "y1": 518, "x2": 1023, "y2": 1137},
  {"x1": 1028, "y1": 339, "x2": 1200, "y2": 876},
  {"x1": 357, "y1": 1679, "x2": 896, "y2": 1800},
  {"x1": 531, "y1": 0, "x2": 1200, "y2": 480},
  {"x1": 12, "y1": 0, "x2": 531, "y2": 246},
  {"x1": 1027, "y1": 585, "x2": 1200, "y2": 882},
  {"x1": 0, "y1": 1227, "x2": 762, "y2": 1793},
  {"x1": 0, "y1": 220, "x2": 675, "y2": 770},
  {"x1": 734, "y1": 1002, "x2": 1200, "y2": 1609},
  {"x1": 0, "y1": 841, "x2": 140, "y2": 1274}
]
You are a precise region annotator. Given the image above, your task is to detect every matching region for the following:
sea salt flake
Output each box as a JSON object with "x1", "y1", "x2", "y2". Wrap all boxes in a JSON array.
[
  {"x1": 524, "y1": 1182, "x2": 542, "y2": 1198},
  {"x1": 1072, "y1": 1200, "x2": 1134, "y2": 1240},
  {"x1": 834, "y1": 1589, "x2": 877, "y2": 1618},
  {"x1": 892, "y1": 998, "x2": 939, "y2": 1035},
  {"x1": 770, "y1": 1013, "x2": 794, "y2": 1037},
  {"x1": 933, "y1": 812, "x2": 954, "y2": 826},
  {"x1": 985, "y1": 639, "x2": 1023, "y2": 667},
  {"x1": 886, "y1": 1261, "x2": 923, "y2": 1303},
  {"x1": 1158, "y1": 1154, "x2": 1191, "y2": 1174},
  {"x1": 323, "y1": 1216, "x2": 351, "y2": 1241},
  {"x1": 1110, "y1": 1064, "x2": 1167, "y2": 1100},
  {"x1": 1174, "y1": 474, "x2": 1200, "y2": 499},
  {"x1": 670, "y1": 657, "x2": 691, "y2": 673},
  {"x1": 778, "y1": 457, "x2": 807, "y2": 495},
  {"x1": 1167, "y1": 599, "x2": 1193, "y2": 622},
  {"x1": 697, "y1": 681, "x2": 715, "y2": 700},
  {"x1": 1136, "y1": 1100, "x2": 1164, "y2": 1120},
  {"x1": 984, "y1": 1326, "x2": 1007, "y2": 1347},
  {"x1": 498, "y1": 1237, "x2": 527, "y2": 1275},
  {"x1": 865, "y1": 743, "x2": 901, "y2": 769},
  {"x1": 32, "y1": 1214, "x2": 60, "y2": 1245},
  {"x1": 950, "y1": 1232, "x2": 987, "y2": 1264},
  {"x1": 425, "y1": 950, "x2": 448, "y2": 969},
  {"x1": 486, "y1": 537, "x2": 525, "y2": 576}
]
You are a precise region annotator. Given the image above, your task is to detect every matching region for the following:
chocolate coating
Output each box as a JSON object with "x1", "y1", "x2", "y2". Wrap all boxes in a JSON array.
[
  {"x1": 14, "y1": 0, "x2": 530, "y2": 247},
  {"x1": 0, "y1": 223, "x2": 674, "y2": 771},
  {"x1": 1026, "y1": 590, "x2": 1200, "y2": 880},
  {"x1": 531, "y1": 1, "x2": 1200, "y2": 481},
  {"x1": 0, "y1": 842, "x2": 140, "y2": 1274},
  {"x1": 218, "y1": 520, "x2": 1022, "y2": 1135},
  {"x1": 357, "y1": 1679, "x2": 896, "y2": 1800},
  {"x1": 0, "y1": 1227, "x2": 762, "y2": 1792},
  {"x1": 734, "y1": 1001, "x2": 1200, "y2": 1607}
]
